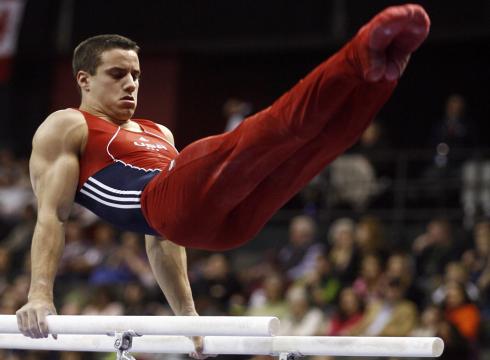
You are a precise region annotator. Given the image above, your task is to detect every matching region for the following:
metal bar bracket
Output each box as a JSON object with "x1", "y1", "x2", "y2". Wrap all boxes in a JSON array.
[
  {"x1": 279, "y1": 352, "x2": 302, "y2": 360},
  {"x1": 114, "y1": 330, "x2": 139, "y2": 360}
]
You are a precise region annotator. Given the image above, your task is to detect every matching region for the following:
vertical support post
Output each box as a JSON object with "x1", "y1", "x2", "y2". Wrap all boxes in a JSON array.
[
  {"x1": 114, "y1": 331, "x2": 139, "y2": 360},
  {"x1": 279, "y1": 352, "x2": 302, "y2": 360}
]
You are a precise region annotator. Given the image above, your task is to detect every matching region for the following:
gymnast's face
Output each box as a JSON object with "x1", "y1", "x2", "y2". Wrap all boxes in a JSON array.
[{"x1": 79, "y1": 48, "x2": 140, "y2": 122}]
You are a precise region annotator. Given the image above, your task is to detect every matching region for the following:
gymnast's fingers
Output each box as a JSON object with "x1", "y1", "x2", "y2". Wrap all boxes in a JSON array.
[
  {"x1": 36, "y1": 308, "x2": 52, "y2": 338},
  {"x1": 26, "y1": 308, "x2": 43, "y2": 338},
  {"x1": 189, "y1": 336, "x2": 217, "y2": 359},
  {"x1": 15, "y1": 308, "x2": 28, "y2": 337}
]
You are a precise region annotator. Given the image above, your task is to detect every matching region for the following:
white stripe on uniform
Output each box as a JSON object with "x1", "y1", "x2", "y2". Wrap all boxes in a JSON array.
[{"x1": 79, "y1": 189, "x2": 141, "y2": 209}]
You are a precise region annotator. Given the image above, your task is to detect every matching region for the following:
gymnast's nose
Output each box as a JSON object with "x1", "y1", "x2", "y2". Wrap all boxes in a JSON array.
[{"x1": 124, "y1": 74, "x2": 137, "y2": 93}]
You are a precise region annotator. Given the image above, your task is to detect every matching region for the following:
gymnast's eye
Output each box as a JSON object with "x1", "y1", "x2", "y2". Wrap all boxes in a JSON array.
[
  {"x1": 131, "y1": 71, "x2": 141, "y2": 81},
  {"x1": 108, "y1": 68, "x2": 126, "y2": 79}
]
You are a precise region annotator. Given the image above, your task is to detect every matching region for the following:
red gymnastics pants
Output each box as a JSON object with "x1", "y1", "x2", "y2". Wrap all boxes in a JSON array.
[{"x1": 141, "y1": 5, "x2": 430, "y2": 250}]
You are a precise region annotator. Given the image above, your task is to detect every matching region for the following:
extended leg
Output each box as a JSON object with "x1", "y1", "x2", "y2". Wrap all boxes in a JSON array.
[{"x1": 141, "y1": 4, "x2": 430, "y2": 250}]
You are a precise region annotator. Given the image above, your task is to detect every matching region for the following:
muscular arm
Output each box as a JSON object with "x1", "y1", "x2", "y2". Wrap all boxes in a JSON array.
[
  {"x1": 145, "y1": 236, "x2": 208, "y2": 358},
  {"x1": 16, "y1": 110, "x2": 85, "y2": 338},
  {"x1": 145, "y1": 125, "x2": 197, "y2": 313},
  {"x1": 144, "y1": 235, "x2": 197, "y2": 316},
  {"x1": 146, "y1": 125, "x2": 206, "y2": 358}
]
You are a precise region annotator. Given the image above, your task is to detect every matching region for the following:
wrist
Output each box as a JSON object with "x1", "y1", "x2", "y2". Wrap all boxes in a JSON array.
[
  {"x1": 177, "y1": 306, "x2": 198, "y2": 316},
  {"x1": 28, "y1": 288, "x2": 54, "y2": 302}
]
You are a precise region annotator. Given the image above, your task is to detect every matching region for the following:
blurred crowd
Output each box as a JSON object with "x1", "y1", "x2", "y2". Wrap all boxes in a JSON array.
[{"x1": 0, "y1": 93, "x2": 489, "y2": 360}]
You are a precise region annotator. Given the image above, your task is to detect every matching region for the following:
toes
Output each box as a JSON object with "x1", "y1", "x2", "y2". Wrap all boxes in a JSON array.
[
  {"x1": 408, "y1": 4, "x2": 431, "y2": 34},
  {"x1": 352, "y1": 4, "x2": 430, "y2": 82},
  {"x1": 364, "y1": 48, "x2": 386, "y2": 82},
  {"x1": 368, "y1": 4, "x2": 430, "y2": 52},
  {"x1": 368, "y1": 6, "x2": 409, "y2": 51},
  {"x1": 385, "y1": 61, "x2": 401, "y2": 81},
  {"x1": 359, "y1": 4, "x2": 430, "y2": 81}
]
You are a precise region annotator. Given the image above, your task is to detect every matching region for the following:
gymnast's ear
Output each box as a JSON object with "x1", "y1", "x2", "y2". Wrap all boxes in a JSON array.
[{"x1": 76, "y1": 70, "x2": 91, "y2": 93}]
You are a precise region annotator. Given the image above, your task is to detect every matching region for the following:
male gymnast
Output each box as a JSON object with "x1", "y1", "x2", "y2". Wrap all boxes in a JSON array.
[{"x1": 16, "y1": 3, "x2": 430, "y2": 356}]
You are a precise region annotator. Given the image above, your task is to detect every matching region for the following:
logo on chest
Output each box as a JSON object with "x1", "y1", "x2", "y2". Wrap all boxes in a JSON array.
[{"x1": 133, "y1": 136, "x2": 168, "y2": 152}]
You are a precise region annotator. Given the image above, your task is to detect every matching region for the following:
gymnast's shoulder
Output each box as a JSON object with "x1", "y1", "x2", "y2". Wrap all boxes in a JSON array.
[
  {"x1": 32, "y1": 108, "x2": 87, "y2": 150},
  {"x1": 136, "y1": 117, "x2": 175, "y2": 145},
  {"x1": 155, "y1": 123, "x2": 175, "y2": 146}
]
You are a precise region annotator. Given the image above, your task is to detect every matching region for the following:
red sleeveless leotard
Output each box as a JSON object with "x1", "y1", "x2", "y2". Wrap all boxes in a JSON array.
[{"x1": 75, "y1": 109, "x2": 178, "y2": 234}]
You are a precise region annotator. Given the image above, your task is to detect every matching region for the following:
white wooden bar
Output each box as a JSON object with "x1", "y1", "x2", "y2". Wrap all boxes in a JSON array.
[
  {"x1": 0, "y1": 335, "x2": 444, "y2": 357},
  {"x1": 0, "y1": 315, "x2": 279, "y2": 336}
]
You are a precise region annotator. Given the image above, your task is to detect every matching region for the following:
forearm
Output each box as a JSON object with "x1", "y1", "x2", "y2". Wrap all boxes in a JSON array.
[
  {"x1": 28, "y1": 216, "x2": 65, "y2": 301},
  {"x1": 145, "y1": 236, "x2": 196, "y2": 315}
]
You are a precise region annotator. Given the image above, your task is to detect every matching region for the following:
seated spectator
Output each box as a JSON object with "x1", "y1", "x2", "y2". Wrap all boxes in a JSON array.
[
  {"x1": 0, "y1": 148, "x2": 18, "y2": 186},
  {"x1": 442, "y1": 281, "x2": 480, "y2": 343},
  {"x1": 115, "y1": 232, "x2": 155, "y2": 288},
  {"x1": 325, "y1": 287, "x2": 364, "y2": 336},
  {"x1": 425, "y1": 94, "x2": 478, "y2": 212},
  {"x1": 85, "y1": 222, "x2": 123, "y2": 285},
  {"x1": 303, "y1": 121, "x2": 391, "y2": 215},
  {"x1": 58, "y1": 219, "x2": 91, "y2": 285},
  {"x1": 191, "y1": 253, "x2": 243, "y2": 315},
  {"x1": 355, "y1": 215, "x2": 389, "y2": 257},
  {"x1": 231, "y1": 256, "x2": 276, "y2": 305},
  {"x1": 59, "y1": 289, "x2": 85, "y2": 315},
  {"x1": 436, "y1": 319, "x2": 471, "y2": 360},
  {"x1": 298, "y1": 251, "x2": 341, "y2": 310},
  {"x1": 461, "y1": 220, "x2": 490, "y2": 318},
  {"x1": 223, "y1": 98, "x2": 253, "y2": 132},
  {"x1": 432, "y1": 261, "x2": 479, "y2": 305},
  {"x1": 384, "y1": 251, "x2": 425, "y2": 308},
  {"x1": 327, "y1": 218, "x2": 360, "y2": 285},
  {"x1": 247, "y1": 272, "x2": 289, "y2": 320},
  {"x1": 429, "y1": 94, "x2": 476, "y2": 157},
  {"x1": 82, "y1": 285, "x2": 123, "y2": 315},
  {"x1": 462, "y1": 162, "x2": 490, "y2": 228},
  {"x1": 0, "y1": 246, "x2": 11, "y2": 294},
  {"x1": 412, "y1": 218, "x2": 460, "y2": 292},
  {"x1": 325, "y1": 154, "x2": 379, "y2": 212},
  {"x1": 298, "y1": 173, "x2": 326, "y2": 216},
  {"x1": 477, "y1": 264, "x2": 490, "y2": 318},
  {"x1": 465, "y1": 221, "x2": 490, "y2": 323},
  {"x1": 462, "y1": 220, "x2": 490, "y2": 280},
  {"x1": 0, "y1": 150, "x2": 33, "y2": 222},
  {"x1": 122, "y1": 282, "x2": 150, "y2": 315},
  {"x1": 427, "y1": 94, "x2": 482, "y2": 227},
  {"x1": 355, "y1": 121, "x2": 393, "y2": 181},
  {"x1": 352, "y1": 253, "x2": 384, "y2": 303},
  {"x1": 60, "y1": 228, "x2": 154, "y2": 310},
  {"x1": 0, "y1": 291, "x2": 20, "y2": 314},
  {"x1": 9, "y1": 274, "x2": 30, "y2": 309},
  {"x1": 59, "y1": 352, "x2": 90, "y2": 360},
  {"x1": 0, "y1": 204, "x2": 36, "y2": 268},
  {"x1": 411, "y1": 303, "x2": 443, "y2": 337},
  {"x1": 276, "y1": 215, "x2": 324, "y2": 281},
  {"x1": 279, "y1": 286, "x2": 324, "y2": 336},
  {"x1": 349, "y1": 276, "x2": 418, "y2": 336},
  {"x1": 10, "y1": 351, "x2": 51, "y2": 360}
]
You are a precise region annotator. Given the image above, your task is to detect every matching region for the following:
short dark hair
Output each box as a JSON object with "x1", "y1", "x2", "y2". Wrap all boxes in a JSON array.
[{"x1": 72, "y1": 34, "x2": 139, "y2": 77}]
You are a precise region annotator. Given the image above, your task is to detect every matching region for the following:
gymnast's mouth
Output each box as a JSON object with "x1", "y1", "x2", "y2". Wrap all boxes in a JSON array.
[{"x1": 120, "y1": 95, "x2": 136, "y2": 108}]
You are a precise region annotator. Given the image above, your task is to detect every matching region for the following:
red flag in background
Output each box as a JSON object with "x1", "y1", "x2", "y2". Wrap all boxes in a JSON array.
[{"x1": 0, "y1": 0, "x2": 25, "y2": 83}]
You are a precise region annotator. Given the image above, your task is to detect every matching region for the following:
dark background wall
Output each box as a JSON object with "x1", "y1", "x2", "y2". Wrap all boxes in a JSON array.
[{"x1": 3, "y1": 0, "x2": 490, "y2": 154}]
